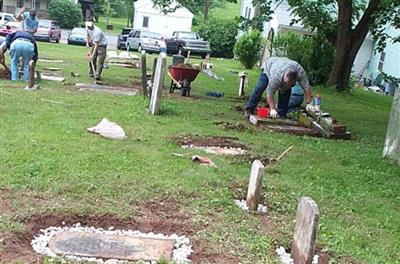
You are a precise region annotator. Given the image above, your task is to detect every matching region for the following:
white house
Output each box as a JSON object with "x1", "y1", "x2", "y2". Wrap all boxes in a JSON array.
[
  {"x1": 240, "y1": 0, "x2": 374, "y2": 78},
  {"x1": 133, "y1": 0, "x2": 194, "y2": 37}
]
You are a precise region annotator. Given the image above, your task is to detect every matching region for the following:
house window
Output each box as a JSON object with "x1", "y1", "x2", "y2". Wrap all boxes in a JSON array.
[
  {"x1": 142, "y1": 16, "x2": 149, "y2": 28},
  {"x1": 378, "y1": 52, "x2": 385, "y2": 71}
]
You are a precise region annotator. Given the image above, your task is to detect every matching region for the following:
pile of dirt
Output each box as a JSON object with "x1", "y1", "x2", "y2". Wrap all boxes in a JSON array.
[{"x1": 173, "y1": 135, "x2": 249, "y2": 150}]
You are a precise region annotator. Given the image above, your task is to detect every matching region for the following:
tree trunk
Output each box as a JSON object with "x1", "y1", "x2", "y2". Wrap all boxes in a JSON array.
[
  {"x1": 204, "y1": 0, "x2": 211, "y2": 21},
  {"x1": 327, "y1": 0, "x2": 381, "y2": 91},
  {"x1": 383, "y1": 89, "x2": 400, "y2": 165}
]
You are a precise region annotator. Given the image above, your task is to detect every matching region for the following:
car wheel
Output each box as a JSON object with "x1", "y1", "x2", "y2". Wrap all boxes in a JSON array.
[
  {"x1": 138, "y1": 44, "x2": 142, "y2": 52},
  {"x1": 201, "y1": 53, "x2": 209, "y2": 59}
]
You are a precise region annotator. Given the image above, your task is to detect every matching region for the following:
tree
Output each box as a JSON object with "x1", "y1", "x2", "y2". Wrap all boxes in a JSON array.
[{"x1": 287, "y1": 0, "x2": 400, "y2": 91}]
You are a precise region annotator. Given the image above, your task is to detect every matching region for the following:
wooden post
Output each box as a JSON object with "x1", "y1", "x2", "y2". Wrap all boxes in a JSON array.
[
  {"x1": 238, "y1": 72, "x2": 247, "y2": 97},
  {"x1": 246, "y1": 160, "x2": 265, "y2": 211},
  {"x1": 141, "y1": 50, "x2": 147, "y2": 98},
  {"x1": 26, "y1": 60, "x2": 39, "y2": 90}
]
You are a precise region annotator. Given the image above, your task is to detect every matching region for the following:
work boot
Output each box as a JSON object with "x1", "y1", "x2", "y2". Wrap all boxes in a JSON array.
[
  {"x1": 244, "y1": 109, "x2": 255, "y2": 119},
  {"x1": 95, "y1": 76, "x2": 102, "y2": 81},
  {"x1": 89, "y1": 73, "x2": 94, "y2": 78}
]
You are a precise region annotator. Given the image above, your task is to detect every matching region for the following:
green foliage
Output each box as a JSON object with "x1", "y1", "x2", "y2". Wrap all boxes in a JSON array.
[
  {"x1": 48, "y1": 0, "x2": 82, "y2": 29},
  {"x1": 197, "y1": 18, "x2": 239, "y2": 58},
  {"x1": 234, "y1": 30, "x2": 262, "y2": 69},
  {"x1": 239, "y1": 0, "x2": 273, "y2": 32},
  {"x1": 273, "y1": 32, "x2": 335, "y2": 85}
]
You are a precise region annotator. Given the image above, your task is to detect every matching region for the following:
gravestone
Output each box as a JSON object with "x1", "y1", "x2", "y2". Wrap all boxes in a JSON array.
[
  {"x1": 49, "y1": 231, "x2": 175, "y2": 262},
  {"x1": 141, "y1": 50, "x2": 148, "y2": 98},
  {"x1": 291, "y1": 197, "x2": 320, "y2": 264},
  {"x1": 238, "y1": 72, "x2": 247, "y2": 97},
  {"x1": 383, "y1": 89, "x2": 400, "y2": 165},
  {"x1": 246, "y1": 159, "x2": 265, "y2": 211},
  {"x1": 149, "y1": 53, "x2": 167, "y2": 115}
]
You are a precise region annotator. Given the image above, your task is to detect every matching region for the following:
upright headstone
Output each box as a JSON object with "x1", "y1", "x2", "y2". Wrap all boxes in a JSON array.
[
  {"x1": 291, "y1": 197, "x2": 320, "y2": 264},
  {"x1": 246, "y1": 160, "x2": 265, "y2": 211},
  {"x1": 151, "y1": 57, "x2": 158, "y2": 84},
  {"x1": 140, "y1": 50, "x2": 147, "y2": 98},
  {"x1": 238, "y1": 72, "x2": 247, "y2": 97},
  {"x1": 149, "y1": 53, "x2": 166, "y2": 115},
  {"x1": 383, "y1": 88, "x2": 400, "y2": 165}
]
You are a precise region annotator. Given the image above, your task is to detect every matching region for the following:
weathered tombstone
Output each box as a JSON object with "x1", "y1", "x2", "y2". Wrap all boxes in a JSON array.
[
  {"x1": 140, "y1": 50, "x2": 148, "y2": 98},
  {"x1": 49, "y1": 231, "x2": 175, "y2": 262},
  {"x1": 291, "y1": 197, "x2": 320, "y2": 264},
  {"x1": 149, "y1": 53, "x2": 167, "y2": 115},
  {"x1": 151, "y1": 57, "x2": 158, "y2": 84},
  {"x1": 246, "y1": 159, "x2": 265, "y2": 211},
  {"x1": 383, "y1": 88, "x2": 400, "y2": 165}
]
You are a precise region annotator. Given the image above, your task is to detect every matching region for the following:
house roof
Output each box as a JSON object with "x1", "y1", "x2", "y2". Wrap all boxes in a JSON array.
[{"x1": 134, "y1": 0, "x2": 194, "y2": 18}]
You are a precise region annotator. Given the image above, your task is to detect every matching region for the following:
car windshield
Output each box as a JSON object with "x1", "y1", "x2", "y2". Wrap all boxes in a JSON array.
[
  {"x1": 122, "y1": 28, "x2": 131, "y2": 35},
  {"x1": 177, "y1": 32, "x2": 197, "y2": 39},
  {"x1": 142, "y1": 31, "x2": 161, "y2": 39},
  {"x1": 39, "y1": 21, "x2": 52, "y2": 28},
  {"x1": 71, "y1": 28, "x2": 87, "y2": 35}
]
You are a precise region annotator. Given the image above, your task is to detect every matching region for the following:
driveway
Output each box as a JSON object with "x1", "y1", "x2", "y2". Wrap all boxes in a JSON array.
[{"x1": 60, "y1": 29, "x2": 118, "y2": 50}]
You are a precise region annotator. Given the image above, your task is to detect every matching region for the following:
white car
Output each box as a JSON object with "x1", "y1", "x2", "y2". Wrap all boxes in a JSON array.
[
  {"x1": 367, "y1": 86, "x2": 383, "y2": 94},
  {"x1": 0, "y1": 12, "x2": 17, "y2": 27},
  {"x1": 126, "y1": 30, "x2": 162, "y2": 53}
]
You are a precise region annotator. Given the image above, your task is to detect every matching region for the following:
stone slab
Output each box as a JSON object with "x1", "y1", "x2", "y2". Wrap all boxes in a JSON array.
[
  {"x1": 49, "y1": 231, "x2": 175, "y2": 261},
  {"x1": 246, "y1": 159, "x2": 265, "y2": 211},
  {"x1": 291, "y1": 197, "x2": 319, "y2": 264},
  {"x1": 249, "y1": 115, "x2": 301, "y2": 127}
]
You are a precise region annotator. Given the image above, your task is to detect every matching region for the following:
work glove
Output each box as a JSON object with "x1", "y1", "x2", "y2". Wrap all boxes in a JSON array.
[
  {"x1": 306, "y1": 103, "x2": 314, "y2": 111},
  {"x1": 270, "y1": 109, "x2": 278, "y2": 119}
]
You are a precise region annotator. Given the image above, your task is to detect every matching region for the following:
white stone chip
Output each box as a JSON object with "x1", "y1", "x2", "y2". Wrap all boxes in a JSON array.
[
  {"x1": 87, "y1": 118, "x2": 127, "y2": 140},
  {"x1": 275, "y1": 246, "x2": 319, "y2": 264},
  {"x1": 31, "y1": 224, "x2": 192, "y2": 263},
  {"x1": 234, "y1": 199, "x2": 267, "y2": 213},
  {"x1": 182, "y1": 145, "x2": 247, "y2": 155}
]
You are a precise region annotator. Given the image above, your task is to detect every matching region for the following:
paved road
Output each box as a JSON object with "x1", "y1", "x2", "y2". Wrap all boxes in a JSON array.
[{"x1": 60, "y1": 29, "x2": 118, "y2": 50}]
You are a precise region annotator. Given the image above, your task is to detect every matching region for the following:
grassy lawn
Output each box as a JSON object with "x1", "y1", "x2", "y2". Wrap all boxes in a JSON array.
[
  {"x1": 210, "y1": 1, "x2": 241, "y2": 21},
  {"x1": 0, "y1": 42, "x2": 399, "y2": 264},
  {"x1": 95, "y1": 17, "x2": 129, "y2": 34}
]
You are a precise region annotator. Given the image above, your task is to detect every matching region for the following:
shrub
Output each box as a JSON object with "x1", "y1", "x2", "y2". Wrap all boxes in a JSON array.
[
  {"x1": 48, "y1": 0, "x2": 82, "y2": 29},
  {"x1": 197, "y1": 18, "x2": 239, "y2": 58},
  {"x1": 273, "y1": 32, "x2": 335, "y2": 85},
  {"x1": 234, "y1": 30, "x2": 262, "y2": 69}
]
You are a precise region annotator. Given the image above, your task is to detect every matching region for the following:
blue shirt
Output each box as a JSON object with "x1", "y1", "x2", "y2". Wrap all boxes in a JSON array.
[
  {"x1": 23, "y1": 12, "x2": 39, "y2": 32},
  {"x1": 4, "y1": 31, "x2": 38, "y2": 61}
]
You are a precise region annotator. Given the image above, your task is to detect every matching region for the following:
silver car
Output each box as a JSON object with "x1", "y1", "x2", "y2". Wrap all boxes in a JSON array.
[{"x1": 126, "y1": 30, "x2": 162, "y2": 53}]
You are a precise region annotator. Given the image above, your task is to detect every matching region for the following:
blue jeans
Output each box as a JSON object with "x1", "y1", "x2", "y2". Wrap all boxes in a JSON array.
[
  {"x1": 10, "y1": 40, "x2": 34, "y2": 81},
  {"x1": 246, "y1": 72, "x2": 304, "y2": 117}
]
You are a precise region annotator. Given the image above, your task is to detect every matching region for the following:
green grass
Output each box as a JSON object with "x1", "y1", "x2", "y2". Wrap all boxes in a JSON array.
[
  {"x1": 95, "y1": 17, "x2": 129, "y2": 34},
  {"x1": 210, "y1": 1, "x2": 241, "y2": 21},
  {"x1": 0, "y1": 42, "x2": 399, "y2": 264}
]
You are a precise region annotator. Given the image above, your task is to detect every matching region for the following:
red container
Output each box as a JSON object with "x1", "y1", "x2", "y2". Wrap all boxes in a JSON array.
[{"x1": 257, "y1": 107, "x2": 269, "y2": 118}]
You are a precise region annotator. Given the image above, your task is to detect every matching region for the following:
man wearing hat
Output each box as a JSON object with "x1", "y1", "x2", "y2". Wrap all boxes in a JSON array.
[
  {"x1": 16, "y1": 7, "x2": 39, "y2": 35},
  {"x1": 86, "y1": 21, "x2": 107, "y2": 80}
]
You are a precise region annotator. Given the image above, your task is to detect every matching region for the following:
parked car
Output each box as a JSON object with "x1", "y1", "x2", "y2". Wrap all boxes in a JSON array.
[
  {"x1": 117, "y1": 27, "x2": 134, "y2": 50},
  {"x1": 0, "y1": 21, "x2": 22, "y2": 37},
  {"x1": 166, "y1": 31, "x2": 211, "y2": 58},
  {"x1": 0, "y1": 12, "x2": 17, "y2": 27},
  {"x1": 34, "y1": 20, "x2": 61, "y2": 43},
  {"x1": 126, "y1": 30, "x2": 162, "y2": 53},
  {"x1": 68, "y1": 27, "x2": 88, "y2": 46}
]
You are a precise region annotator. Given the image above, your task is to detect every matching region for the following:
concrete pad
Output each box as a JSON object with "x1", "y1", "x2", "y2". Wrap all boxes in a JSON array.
[{"x1": 49, "y1": 231, "x2": 175, "y2": 262}]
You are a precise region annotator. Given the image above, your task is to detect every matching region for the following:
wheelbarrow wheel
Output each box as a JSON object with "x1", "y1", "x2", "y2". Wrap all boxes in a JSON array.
[{"x1": 181, "y1": 88, "x2": 188, "y2": 96}]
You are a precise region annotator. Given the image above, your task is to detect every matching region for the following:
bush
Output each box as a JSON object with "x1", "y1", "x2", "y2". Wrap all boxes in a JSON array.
[
  {"x1": 48, "y1": 0, "x2": 82, "y2": 29},
  {"x1": 273, "y1": 32, "x2": 335, "y2": 85},
  {"x1": 197, "y1": 18, "x2": 239, "y2": 58},
  {"x1": 234, "y1": 31, "x2": 262, "y2": 69}
]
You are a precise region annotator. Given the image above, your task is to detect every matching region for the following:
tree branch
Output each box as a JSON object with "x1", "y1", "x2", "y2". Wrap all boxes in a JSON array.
[{"x1": 352, "y1": 0, "x2": 381, "y2": 38}]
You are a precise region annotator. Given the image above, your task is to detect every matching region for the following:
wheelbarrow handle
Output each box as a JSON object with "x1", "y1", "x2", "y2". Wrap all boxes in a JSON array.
[{"x1": 167, "y1": 71, "x2": 181, "y2": 88}]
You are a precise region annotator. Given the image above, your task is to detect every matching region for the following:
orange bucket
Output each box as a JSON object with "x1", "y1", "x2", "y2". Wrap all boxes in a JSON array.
[{"x1": 257, "y1": 107, "x2": 269, "y2": 118}]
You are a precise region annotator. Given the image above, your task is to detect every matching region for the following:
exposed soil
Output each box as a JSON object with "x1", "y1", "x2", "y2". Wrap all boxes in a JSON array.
[
  {"x1": 233, "y1": 154, "x2": 273, "y2": 166},
  {"x1": 0, "y1": 69, "x2": 11, "y2": 80},
  {"x1": 0, "y1": 196, "x2": 237, "y2": 264},
  {"x1": 173, "y1": 135, "x2": 249, "y2": 150}
]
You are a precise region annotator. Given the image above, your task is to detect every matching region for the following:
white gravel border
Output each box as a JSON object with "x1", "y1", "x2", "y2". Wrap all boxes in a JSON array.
[
  {"x1": 182, "y1": 145, "x2": 247, "y2": 155},
  {"x1": 234, "y1": 199, "x2": 267, "y2": 213},
  {"x1": 31, "y1": 223, "x2": 192, "y2": 264},
  {"x1": 276, "y1": 246, "x2": 319, "y2": 264}
]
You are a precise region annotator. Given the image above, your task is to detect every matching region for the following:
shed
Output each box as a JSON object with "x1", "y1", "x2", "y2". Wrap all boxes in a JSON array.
[{"x1": 133, "y1": 0, "x2": 194, "y2": 37}]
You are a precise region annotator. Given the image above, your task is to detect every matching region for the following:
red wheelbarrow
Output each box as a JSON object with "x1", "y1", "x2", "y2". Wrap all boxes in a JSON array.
[{"x1": 167, "y1": 64, "x2": 200, "y2": 96}]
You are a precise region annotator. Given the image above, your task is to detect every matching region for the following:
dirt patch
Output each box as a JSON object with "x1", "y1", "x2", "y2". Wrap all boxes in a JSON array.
[
  {"x1": 233, "y1": 154, "x2": 273, "y2": 166},
  {"x1": 0, "y1": 197, "x2": 236, "y2": 264},
  {"x1": 173, "y1": 135, "x2": 249, "y2": 150},
  {"x1": 0, "y1": 189, "x2": 13, "y2": 215},
  {"x1": 214, "y1": 121, "x2": 256, "y2": 133},
  {"x1": 231, "y1": 104, "x2": 245, "y2": 113}
]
